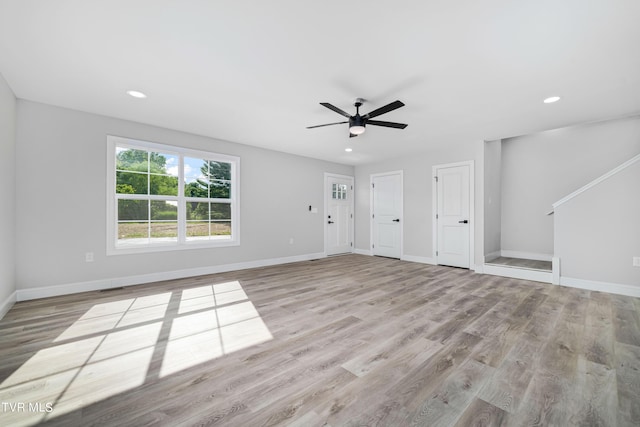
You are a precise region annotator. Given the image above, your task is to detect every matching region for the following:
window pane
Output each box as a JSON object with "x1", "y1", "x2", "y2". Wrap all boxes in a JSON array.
[
  {"x1": 151, "y1": 200, "x2": 177, "y2": 220},
  {"x1": 209, "y1": 180, "x2": 230, "y2": 198},
  {"x1": 211, "y1": 203, "x2": 231, "y2": 220},
  {"x1": 150, "y1": 152, "x2": 178, "y2": 175},
  {"x1": 337, "y1": 184, "x2": 347, "y2": 200},
  {"x1": 186, "y1": 221, "x2": 209, "y2": 238},
  {"x1": 150, "y1": 222, "x2": 178, "y2": 240},
  {"x1": 211, "y1": 221, "x2": 231, "y2": 237},
  {"x1": 184, "y1": 178, "x2": 209, "y2": 198},
  {"x1": 185, "y1": 157, "x2": 207, "y2": 179},
  {"x1": 184, "y1": 157, "x2": 209, "y2": 198},
  {"x1": 118, "y1": 199, "x2": 148, "y2": 221},
  {"x1": 116, "y1": 148, "x2": 148, "y2": 172},
  {"x1": 117, "y1": 171, "x2": 148, "y2": 194},
  {"x1": 186, "y1": 201, "x2": 209, "y2": 220},
  {"x1": 150, "y1": 175, "x2": 178, "y2": 196},
  {"x1": 208, "y1": 161, "x2": 231, "y2": 180},
  {"x1": 118, "y1": 222, "x2": 148, "y2": 240}
]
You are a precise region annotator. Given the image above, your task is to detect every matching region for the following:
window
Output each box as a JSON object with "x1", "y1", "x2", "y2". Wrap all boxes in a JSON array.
[
  {"x1": 332, "y1": 183, "x2": 348, "y2": 200},
  {"x1": 107, "y1": 136, "x2": 239, "y2": 254}
]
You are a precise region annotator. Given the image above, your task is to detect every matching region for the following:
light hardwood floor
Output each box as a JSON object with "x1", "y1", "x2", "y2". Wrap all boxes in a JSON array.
[{"x1": 1, "y1": 254, "x2": 639, "y2": 426}]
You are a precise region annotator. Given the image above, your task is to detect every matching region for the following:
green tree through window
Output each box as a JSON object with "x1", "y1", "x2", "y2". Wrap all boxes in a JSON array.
[{"x1": 184, "y1": 159, "x2": 232, "y2": 239}]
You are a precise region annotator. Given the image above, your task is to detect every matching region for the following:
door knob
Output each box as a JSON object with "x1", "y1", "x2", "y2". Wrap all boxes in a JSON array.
[
  {"x1": 458, "y1": 220, "x2": 469, "y2": 224},
  {"x1": 328, "y1": 221, "x2": 334, "y2": 224},
  {"x1": 393, "y1": 219, "x2": 400, "y2": 222}
]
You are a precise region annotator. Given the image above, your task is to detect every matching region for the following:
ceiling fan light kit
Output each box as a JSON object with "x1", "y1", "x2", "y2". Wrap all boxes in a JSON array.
[
  {"x1": 349, "y1": 125, "x2": 366, "y2": 135},
  {"x1": 307, "y1": 98, "x2": 407, "y2": 137},
  {"x1": 349, "y1": 115, "x2": 366, "y2": 135}
]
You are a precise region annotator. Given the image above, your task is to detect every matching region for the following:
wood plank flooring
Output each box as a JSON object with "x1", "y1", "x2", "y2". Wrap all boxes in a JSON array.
[{"x1": 1, "y1": 254, "x2": 639, "y2": 426}]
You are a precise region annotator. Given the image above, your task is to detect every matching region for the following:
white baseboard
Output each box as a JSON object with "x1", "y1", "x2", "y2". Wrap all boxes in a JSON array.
[
  {"x1": 501, "y1": 250, "x2": 552, "y2": 262},
  {"x1": 552, "y1": 257, "x2": 560, "y2": 285},
  {"x1": 354, "y1": 248, "x2": 372, "y2": 256},
  {"x1": 16, "y1": 252, "x2": 326, "y2": 302},
  {"x1": 401, "y1": 255, "x2": 435, "y2": 265},
  {"x1": 483, "y1": 264, "x2": 553, "y2": 284},
  {"x1": 484, "y1": 251, "x2": 501, "y2": 263},
  {"x1": 474, "y1": 264, "x2": 484, "y2": 274},
  {"x1": 560, "y1": 276, "x2": 640, "y2": 298},
  {"x1": 353, "y1": 251, "x2": 435, "y2": 266},
  {"x1": 0, "y1": 291, "x2": 17, "y2": 320}
]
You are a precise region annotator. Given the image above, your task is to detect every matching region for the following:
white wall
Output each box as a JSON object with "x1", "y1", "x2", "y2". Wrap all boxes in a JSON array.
[
  {"x1": 15, "y1": 101, "x2": 353, "y2": 293},
  {"x1": 501, "y1": 116, "x2": 640, "y2": 258},
  {"x1": 484, "y1": 139, "x2": 502, "y2": 259},
  {"x1": 354, "y1": 140, "x2": 484, "y2": 267},
  {"x1": 555, "y1": 158, "x2": 640, "y2": 290},
  {"x1": 0, "y1": 73, "x2": 16, "y2": 317}
]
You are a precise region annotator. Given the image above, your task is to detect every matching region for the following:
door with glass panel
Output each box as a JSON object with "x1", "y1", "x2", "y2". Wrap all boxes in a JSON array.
[{"x1": 326, "y1": 174, "x2": 354, "y2": 256}]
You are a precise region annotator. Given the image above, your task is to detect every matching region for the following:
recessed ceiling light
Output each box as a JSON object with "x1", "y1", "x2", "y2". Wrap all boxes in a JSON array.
[
  {"x1": 543, "y1": 96, "x2": 560, "y2": 104},
  {"x1": 127, "y1": 90, "x2": 147, "y2": 99},
  {"x1": 345, "y1": 148, "x2": 353, "y2": 152}
]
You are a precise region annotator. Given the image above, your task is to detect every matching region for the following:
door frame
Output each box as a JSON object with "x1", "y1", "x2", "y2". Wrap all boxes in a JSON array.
[
  {"x1": 432, "y1": 161, "x2": 474, "y2": 268},
  {"x1": 324, "y1": 172, "x2": 355, "y2": 256},
  {"x1": 370, "y1": 170, "x2": 403, "y2": 258}
]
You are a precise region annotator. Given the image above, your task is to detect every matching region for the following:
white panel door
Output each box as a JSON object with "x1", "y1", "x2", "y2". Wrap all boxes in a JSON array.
[
  {"x1": 372, "y1": 173, "x2": 402, "y2": 259},
  {"x1": 436, "y1": 165, "x2": 470, "y2": 268},
  {"x1": 326, "y1": 175, "x2": 353, "y2": 255}
]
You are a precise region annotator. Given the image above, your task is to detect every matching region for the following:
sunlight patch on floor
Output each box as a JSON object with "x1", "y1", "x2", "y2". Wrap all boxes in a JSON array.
[
  {"x1": 160, "y1": 281, "x2": 272, "y2": 377},
  {"x1": 54, "y1": 292, "x2": 171, "y2": 342},
  {"x1": 0, "y1": 322, "x2": 162, "y2": 425},
  {"x1": 0, "y1": 281, "x2": 271, "y2": 425}
]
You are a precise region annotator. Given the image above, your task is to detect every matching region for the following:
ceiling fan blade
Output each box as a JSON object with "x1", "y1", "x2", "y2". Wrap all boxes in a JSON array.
[
  {"x1": 349, "y1": 132, "x2": 359, "y2": 138},
  {"x1": 366, "y1": 119, "x2": 408, "y2": 129},
  {"x1": 320, "y1": 103, "x2": 352, "y2": 118},
  {"x1": 363, "y1": 100, "x2": 405, "y2": 119},
  {"x1": 306, "y1": 121, "x2": 348, "y2": 129}
]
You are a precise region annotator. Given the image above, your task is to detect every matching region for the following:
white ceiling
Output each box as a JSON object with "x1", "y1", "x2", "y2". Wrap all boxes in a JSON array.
[{"x1": 1, "y1": 0, "x2": 639, "y2": 165}]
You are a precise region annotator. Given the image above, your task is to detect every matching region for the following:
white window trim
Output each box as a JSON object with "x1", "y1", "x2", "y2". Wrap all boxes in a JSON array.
[{"x1": 106, "y1": 135, "x2": 240, "y2": 255}]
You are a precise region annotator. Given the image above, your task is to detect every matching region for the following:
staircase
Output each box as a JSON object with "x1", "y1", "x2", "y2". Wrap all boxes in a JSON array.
[
  {"x1": 551, "y1": 152, "x2": 640, "y2": 296},
  {"x1": 483, "y1": 153, "x2": 640, "y2": 294}
]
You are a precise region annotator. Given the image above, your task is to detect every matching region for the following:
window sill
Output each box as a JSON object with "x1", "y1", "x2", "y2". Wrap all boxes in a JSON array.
[{"x1": 107, "y1": 239, "x2": 240, "y2": 256}]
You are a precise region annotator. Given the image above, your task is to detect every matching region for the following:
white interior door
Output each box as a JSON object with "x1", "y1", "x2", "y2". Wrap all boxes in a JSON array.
[
  {"x1": 372, "y1": 172, "x2": 402, "y2": 259},
  {"x1": 435, "y1": 164, "x2": 470, "y2": 268},
  {"x1": 326, "y1": 175, "x2": 353, "y2": 256}
]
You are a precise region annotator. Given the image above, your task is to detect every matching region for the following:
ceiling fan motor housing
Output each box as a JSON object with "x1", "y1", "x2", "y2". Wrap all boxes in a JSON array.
[{"x1": 350, "y1": 115, "x2": 365, "y2": 127}]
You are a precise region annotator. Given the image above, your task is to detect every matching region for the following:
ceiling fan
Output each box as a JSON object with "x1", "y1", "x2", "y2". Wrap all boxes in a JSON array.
[{"x1": 307, "y1": 98, "x2": 408, "y2": 137}]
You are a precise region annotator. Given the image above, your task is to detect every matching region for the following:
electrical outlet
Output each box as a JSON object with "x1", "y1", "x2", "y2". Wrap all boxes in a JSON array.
[
  {"x1": 289, "y1": 238, "x2": 294, "y2": 245},
  {"x1": 633, "y1": 256, "x2": 640, "y2": 267},
  {"x1": 85, "y1": 252, "x2": 94, "y2": 262}
]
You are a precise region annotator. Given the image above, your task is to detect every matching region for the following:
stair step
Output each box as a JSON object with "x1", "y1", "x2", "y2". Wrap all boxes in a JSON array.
[
  {"x1": 484, "y1": 256, "x2": 552, "y2": 273},
  {"x1": 484, "y1": 263, "x2": 551, "y2": 273},
  {"x1": 483, "y1": 262, "x2": 553, "y2": 284}
]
